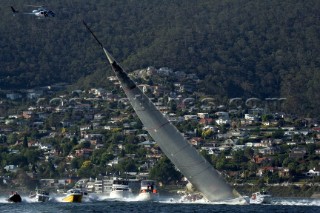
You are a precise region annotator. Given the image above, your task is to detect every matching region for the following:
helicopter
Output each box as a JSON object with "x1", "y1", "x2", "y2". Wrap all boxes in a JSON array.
[{"x1": 11, "y1": 5, "x2": 55, "y2": 18}]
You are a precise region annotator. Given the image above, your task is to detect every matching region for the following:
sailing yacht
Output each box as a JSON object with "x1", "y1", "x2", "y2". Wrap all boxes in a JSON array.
[{"x1": 83, "y1": 21, "x2": 246, "y2": 203}]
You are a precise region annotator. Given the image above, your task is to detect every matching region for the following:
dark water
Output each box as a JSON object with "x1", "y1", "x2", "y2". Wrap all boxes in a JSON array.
[{"x1": 1, "y1": 199, "x2": 320, "y2": 213}]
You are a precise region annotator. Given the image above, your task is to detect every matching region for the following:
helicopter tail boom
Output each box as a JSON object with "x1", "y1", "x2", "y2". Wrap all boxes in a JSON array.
[{"x1": 11, "y1": 6, "x2": 19, "y2": 13}]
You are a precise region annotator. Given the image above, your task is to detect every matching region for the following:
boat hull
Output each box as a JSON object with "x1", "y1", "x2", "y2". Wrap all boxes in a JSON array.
[
  {"x1": 249, "y1": 195, "x2": 271, "y2": 204},
  {"x1": 249, "y1": 192, "x2": 272, "y2": 204},
  {"x1": 62, "y1": 194, "x2": 83, "y2": 202},
  {"x1": 109, "y1": 190, "x2": 132, "y2": 199},
  {"x1": 37, "y1": 194, "x2": 50, "y2": 202},
  {"x1": 137, "y1": 192, "x2": 159, "y2": 201},
  {"x1": 7, "y1": 194, "x2": 22, "y2": 203},
  {"x1": 30, "y1": 192, "x2": 50, "y2": 202}
]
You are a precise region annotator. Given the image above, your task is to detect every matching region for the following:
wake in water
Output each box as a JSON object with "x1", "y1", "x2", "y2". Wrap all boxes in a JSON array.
[{"x1": 1, "y1": 194, "x2": 320, "y2": 206}]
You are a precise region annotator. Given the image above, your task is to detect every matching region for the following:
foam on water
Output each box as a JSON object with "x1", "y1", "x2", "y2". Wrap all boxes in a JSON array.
[
  {"x1": 272, "y1": 198, "x2": 320, "y2": 206},
  {"x1": 1, "y1": 194, "x2": 320, "y2": 206}
]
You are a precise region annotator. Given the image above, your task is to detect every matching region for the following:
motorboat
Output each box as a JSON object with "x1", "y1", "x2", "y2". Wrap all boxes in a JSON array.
[
  {"x1": 249, "y1": 190, "x2": 272, "y2": 204},
  {"x1": 7, "y1": 192, "x2": 22, "y2": 203},
  {"x1": 62, "y1": 189, "x2": 83, "y2": 202},
  {"x1": 29, "y1": 188, "x2": 50, "y2": 202},
  {"x1": 109, "y1": 178, "x2": 133, "y2": 199},
  {"x1": 137, "y1": 180, "x2": 159, "y2": 201}
]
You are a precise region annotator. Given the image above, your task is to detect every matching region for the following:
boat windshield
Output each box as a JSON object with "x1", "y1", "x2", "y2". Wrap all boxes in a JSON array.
[
  {"x1": 113, "y1": 180, "x2": 129, "y2": 185},
  {"x1": 141, "y1": 180, "x2": 156, "y2": 187}
]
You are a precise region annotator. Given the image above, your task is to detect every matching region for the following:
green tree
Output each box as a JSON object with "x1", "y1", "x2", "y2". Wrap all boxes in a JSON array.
[
  {"x1": 23, "y1": 135, "x2": 28, "y2": 148},
  {"x1": 149, "y1": 157, "x2": 182, "y2": 184}
]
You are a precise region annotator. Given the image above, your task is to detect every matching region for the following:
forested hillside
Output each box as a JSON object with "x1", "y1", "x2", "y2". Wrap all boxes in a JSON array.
[{"x1": 1, "y1": 0, "x2": 320, "y2": 116}]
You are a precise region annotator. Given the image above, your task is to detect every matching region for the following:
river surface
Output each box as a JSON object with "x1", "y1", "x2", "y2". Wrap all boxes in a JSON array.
[{"x1": 0, "y1": 195, "x2": 320, "y2": 213}]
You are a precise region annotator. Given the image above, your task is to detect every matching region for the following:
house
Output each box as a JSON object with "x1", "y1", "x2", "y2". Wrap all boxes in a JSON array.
[
  {"x1": 257, "y1": 166, "x2": 275, "y2": 177},
  {"x1": 229, "y1": 129, "x2": 247, "y2": 138},
  {"x1": 232, "y1": 145, "x2": 245, "y2": 151},
  {"x1": 184, "y1": 115, "x2": 198, "y2": 121},
  {"x1": 4, "y1": 165, "x2": 19, "y2": 173},
  {"x1": 258, "y1": 147, "x2": 278, "y2": 155},
  {"x1": 90, "y1": 88, "x2": 107, "y2": 97},
  {"x1": 138, "y1": 140, "x2": 156, "y2": 148},
  {"x1": 244, "y1": 114, "x2": 258, "y2": 121},
  {"x1": 157, "y1": 67, "x2": 173, "y2": 76},
  {"x1": 123, "y1": 129, "x2": 138, "y2": 135},
  {"x1": 189, "y1": 137, "x2": 204, "y2": 146},
  {"x1": 199, "y1": 118, "x2": 214, "y2": 125},
  {"x1": 289, "y1": 147, "x2": 307, "y2": 159},
  {"x1": 26, "y1": 89, "x2": 43, "y2": 99},
  {"x1": 216, "y1": 118, "x2": 230, "y2": 125},
  {"x1": 252, "y1": 155, "x2": 269, "y2": 164},
  {"x1": 278, "y1": 167, "x2": 290, "y2": 177},
  {"x1": 75, "y1": 148, "x2": 93, "y2": 158},
  {"x1": 200, "y1": 142, "x2": 217, "y2": 151},
  {"x1": 6, "y1": 93, "x2": 22, "y2": 100},
  {"x1": 304, "y1": 169, "x2": 320, "y2": 177},
  {"x1": 197, "y1": 113, "x2": 209, "y2": 119},
  {"x1": 22, "y1": 111, "x2": 34, "y2": 119}
]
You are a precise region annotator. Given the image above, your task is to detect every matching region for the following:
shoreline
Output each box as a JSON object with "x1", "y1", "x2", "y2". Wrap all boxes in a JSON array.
[
  {"x1": 158, "y1": 184, "x2": 320, "y2": 199},
  {"x1": 2, "y1": 184, "x2": 320, "y2": 199}
]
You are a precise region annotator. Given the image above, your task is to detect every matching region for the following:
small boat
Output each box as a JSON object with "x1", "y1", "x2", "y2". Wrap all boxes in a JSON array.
[
  {"x1": 29, "y1": 188, "x2": 50, "y2": 202},
  {"x1": 62, "y1": 189, "x2": 83, "y2": 202},
  {"x1": 137, "y1": 180, "x2": 159, "y2": 201},
  {"x1": 249, "y1": 190, "x2": 272, "y2": 204},
  {"x1": 7, "y1": 192, "x2": 22, "y2": 203},
  {"x1": 109, "y1": 178, "x2": 133, "y2": 199}
]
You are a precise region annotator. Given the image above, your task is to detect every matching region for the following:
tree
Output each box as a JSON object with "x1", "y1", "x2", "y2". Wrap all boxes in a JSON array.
[
  {"x1": 77, "y1": 160, "x2": 93, "y2": 178},
  {"x1": 261, "y1": 114, "x2": 273, "y2": 122},
  {"x1": 116, "y1": 159, "x2": 137, "y2": 173},
  {"x1": 202, "y1": 129, "x2": 213, "y2": 139},
  {"x1": 272, "y1": 129, "x2": 284, "y2": 138},
  {"x1": 7, "y1": 133, "x2": 18, "y2": 144},
  {"x1": 149, "y1": 157, "x2": 182, "y2": 184},
  {"x1": 23, "y1": 136, "x2": 28, "y2": 148}
]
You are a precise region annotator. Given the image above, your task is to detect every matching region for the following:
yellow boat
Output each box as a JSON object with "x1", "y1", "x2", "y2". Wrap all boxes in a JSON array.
[{"x1": 62, "y1": 189, "x2": 83, "y2": 202}]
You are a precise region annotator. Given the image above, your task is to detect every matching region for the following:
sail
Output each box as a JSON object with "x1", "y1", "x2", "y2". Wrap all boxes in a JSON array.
[{"x1": 83, "y1": 21, "x2": 238, "y2": 201}]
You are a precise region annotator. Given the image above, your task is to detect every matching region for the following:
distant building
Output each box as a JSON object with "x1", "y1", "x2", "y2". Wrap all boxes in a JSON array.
[{"x1": 6, "y1": 93, "x2": 22, "y2": 100}]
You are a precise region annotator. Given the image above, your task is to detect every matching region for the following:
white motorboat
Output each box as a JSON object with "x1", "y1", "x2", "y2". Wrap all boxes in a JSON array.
[
  {"x1": 29, "y1": 188, "x2": 50, "y2": 202},
  {"x1": 109, "y1": 178, "x2": 133, "y2": 199},
  {"x1": 249, "y1": 190, "x2": 272, "y2": 204},
  {"x1": 137, "y1": 180, "x2": 159, "y2": 201}
]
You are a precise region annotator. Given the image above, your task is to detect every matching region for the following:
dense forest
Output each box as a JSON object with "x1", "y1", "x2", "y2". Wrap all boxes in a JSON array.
[{"x1": 1, "y1": 0, "x2": 320, "y2": 116}]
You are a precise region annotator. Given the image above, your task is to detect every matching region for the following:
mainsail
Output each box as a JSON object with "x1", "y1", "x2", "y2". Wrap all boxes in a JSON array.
[{"x1": 83, "y1": 21, "x2": 239, "y2": 201}]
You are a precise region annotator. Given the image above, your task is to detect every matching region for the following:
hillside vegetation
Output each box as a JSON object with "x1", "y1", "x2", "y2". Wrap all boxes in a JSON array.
[{"x1": 1, "y1": 0, "x2": 320, "y2": 116}]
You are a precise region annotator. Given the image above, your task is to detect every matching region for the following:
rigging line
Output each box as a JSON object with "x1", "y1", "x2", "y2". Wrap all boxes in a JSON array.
[
  {"x1": 170, "y1": 142, "x2": 191, "y2": 156},
  {"x1": 175, "y1": 159, "x2": 207, "y2": 170},
  {"x1": 150, "y1": 121, "x2": 170, "y2": 132},
  {"x1": 188, "y1": 164, "x2": 213, "y2": 179}
]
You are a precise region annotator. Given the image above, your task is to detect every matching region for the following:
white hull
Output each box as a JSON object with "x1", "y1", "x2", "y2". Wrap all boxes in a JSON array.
[
  {"x1": 137, "y1": 192, "x2": 159, "y2": 201},
  {"x1": 250, "y1": 195, "x2": 272, "y2": 204},
  {"x1": 34, "y1": 194, "x2": 50, "y2": 202},
  {"x1": 249, "y1": 191, "x2": 272, "y2": 204},
  {"x1": 109, "y1": 190, "x2": 132, "y2": 199},
  {"x1": 29, "y1": 190, "x2": 50, "y2": 202}
]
